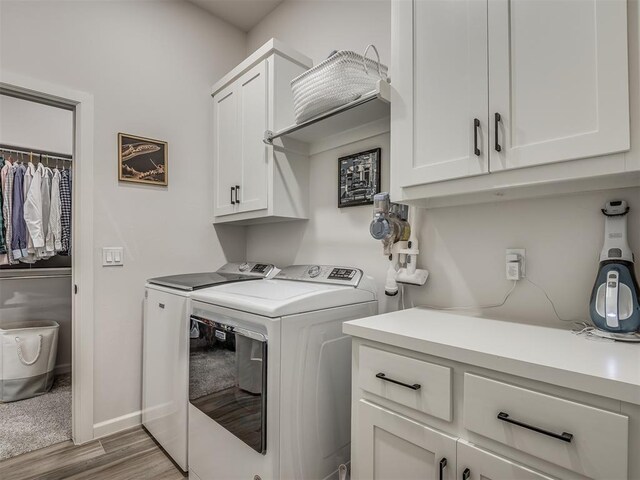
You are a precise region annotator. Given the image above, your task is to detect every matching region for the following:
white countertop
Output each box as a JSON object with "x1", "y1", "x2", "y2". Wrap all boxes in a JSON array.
[{"x1": 343, "y1": 308, "x2": 640, "y2": 405}]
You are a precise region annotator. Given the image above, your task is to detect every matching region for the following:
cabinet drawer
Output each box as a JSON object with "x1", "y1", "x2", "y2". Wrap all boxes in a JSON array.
[
  {"x1": 358, "y1": 345, "x2": 452, "y2": 421},
  {"x1": 463, "y1": 374, "x2": 628, "y2": 479}
]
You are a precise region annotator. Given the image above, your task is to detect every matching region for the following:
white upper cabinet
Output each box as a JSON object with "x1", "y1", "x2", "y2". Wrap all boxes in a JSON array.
[
  {"x1": 237, "y1": 60, "x2": 268, "y2": 214},
  {"x1": 391, "y1": 0, "x2": 632, "y2": 206},
  {"x1": 212, "y1": 39, "x2": 312, "y2": 224},
  {"x1": 489, "y1": 0, "x2": 630, "y2": 172},
  {"x1": 393, "y1": 0, "x2": 489, "y2": 187},
  {"x1": 213, "y1": 82, "x2": 239, "y2": 217}
]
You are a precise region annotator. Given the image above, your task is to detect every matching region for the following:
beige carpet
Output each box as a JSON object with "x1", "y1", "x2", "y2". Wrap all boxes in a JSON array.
[{"x1": 0, "y1": 374, "x2": 72, "y2": 460}]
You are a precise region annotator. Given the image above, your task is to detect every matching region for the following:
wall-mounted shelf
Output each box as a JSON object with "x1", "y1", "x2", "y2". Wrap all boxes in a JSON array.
[{"x1": 264, "y1": 80, "x2": 390, "y2": 146}]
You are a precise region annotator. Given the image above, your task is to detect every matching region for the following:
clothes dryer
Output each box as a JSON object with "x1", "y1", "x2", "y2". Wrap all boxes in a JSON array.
[{"x1": 188, "y1": 265, "x2": 378, "y2": 480}]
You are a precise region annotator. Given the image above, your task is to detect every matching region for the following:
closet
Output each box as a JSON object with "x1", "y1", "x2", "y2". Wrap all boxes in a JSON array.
[{"x1": 0, "y1": 93, "x2": 74, "y2": 460}]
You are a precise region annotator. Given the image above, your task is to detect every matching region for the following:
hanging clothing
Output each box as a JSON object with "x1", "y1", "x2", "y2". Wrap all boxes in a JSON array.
[
  {"x1": 0, "y1": 156, "x2": 5, "y2": 256},
  {"x1": 1, "y1": 160, "x2": 15, "y2": 265},
  {"x1": 59, "y1": 168, "x2": 72, "y2": 255},
  {"x1": 23, "y1": 162, "x2": 46, "y2": 262},
  {"x1": 48, "y1": 168, "x2": 62, "y2": 253},
  {"x1": 11, "y1": 164, "x2": 28, "y2": 260},
  {"x1": 41, "y1": 167, "x2": 54, "y2": 258},
  {"x1": 23, "y1": 163, "x2": 34, "y2": 253}
]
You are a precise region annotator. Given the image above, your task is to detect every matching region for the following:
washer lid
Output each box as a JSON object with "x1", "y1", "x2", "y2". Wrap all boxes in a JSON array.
[
  {"x1": 147, "y1": 272, "x2": 260, "y2": 291},
  {"x1": 191, "y1": 279, "x2": 376, "y2": 317},
  {"x1": 147, "y1": 262, "x2": 275, "y2": 291}
]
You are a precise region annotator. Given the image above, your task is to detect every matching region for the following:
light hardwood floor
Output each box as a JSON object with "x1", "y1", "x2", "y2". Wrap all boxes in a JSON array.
[{"x1": 0, "y1": 426, "x2": 186, "y2": 480}]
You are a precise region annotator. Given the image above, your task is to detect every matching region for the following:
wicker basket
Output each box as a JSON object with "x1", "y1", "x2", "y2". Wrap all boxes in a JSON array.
[{"x1": 291, "y1": 45, "x2": 388, "y2": 124}]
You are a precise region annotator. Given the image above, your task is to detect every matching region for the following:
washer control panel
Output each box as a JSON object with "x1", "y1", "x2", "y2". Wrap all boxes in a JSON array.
[
  {"x1": 217, "y1": 262, "x2": 275, "y2": 277},
  {"x1": 275, "y1": 265, "x2": 363, "y2": 286}
]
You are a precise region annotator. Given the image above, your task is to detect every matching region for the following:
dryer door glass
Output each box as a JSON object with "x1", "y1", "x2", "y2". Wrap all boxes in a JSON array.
[{"x1": 189, "y1": 315, "x2": 267, "y2": 454}]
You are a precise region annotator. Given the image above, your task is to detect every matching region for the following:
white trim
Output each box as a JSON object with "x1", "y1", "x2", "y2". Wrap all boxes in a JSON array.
[
  {"x1": 211, "y1": 38, "x2": 312, "y2": 96},
  {"x1": 93, "y1": 410, "x2": 142, "y2": 439},
  {"x1": 0, "y1": 71, "x2": 95, "y2": 445}
]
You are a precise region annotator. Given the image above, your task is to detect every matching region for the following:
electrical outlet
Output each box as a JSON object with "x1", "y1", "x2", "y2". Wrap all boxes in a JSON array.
[{"x1": 506, "y1": 248, "x2": 526, "y2": 280}]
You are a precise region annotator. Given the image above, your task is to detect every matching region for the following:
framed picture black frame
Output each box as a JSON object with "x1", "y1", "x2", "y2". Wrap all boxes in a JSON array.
[
  {"x1": 118, "y1": 133, "x2": 168, "y2": 186},
  {"x1": 338, "y1": 148, "x2": 381, "y2": 208}
]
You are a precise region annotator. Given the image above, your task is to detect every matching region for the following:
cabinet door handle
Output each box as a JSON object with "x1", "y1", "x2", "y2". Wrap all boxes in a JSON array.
[
  {"x1": 230, "y1": 186, "x2": 235, "y2": 205},
  {"x1": 375, "y1": 372, "x2": 421, "y2": 390},
  {"x1": 439, "y1": 458, "x2": 447, "y2": 480},
  {"x1": 473, "y1": 118, "x2": 480, "y2": 156},
  {"x1": 494, "y1": 113, "x2": 502, "y2": 152},
  {"x1": 497, "y1": 412, "x2": 573, "y2": 443},
  {"x1": 235, "y1": 185, "x2": 240, "y2": 204},
  {"x1": 462, "y1": 468, "x2": 471, "y2": 480}
]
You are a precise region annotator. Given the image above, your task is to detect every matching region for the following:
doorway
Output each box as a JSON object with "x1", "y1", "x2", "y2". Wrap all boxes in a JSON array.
[
  {"x1": 0, "y1": 93, "x2": 75, "y2": 459},
  {"x1": 0, "y1": 72, "x2": 95, "y2": 453}
]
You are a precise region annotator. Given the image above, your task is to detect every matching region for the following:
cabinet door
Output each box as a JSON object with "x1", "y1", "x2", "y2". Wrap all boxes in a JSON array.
[
  {"x1": 213, "y1": 82, "x2": 240, "y2": 217},
  {"x1": 353, "y1": 400, "x2": 457, "y2": 480},
  {"x1": 237, "y1": 60, "x2": 268, "y2": 214},
  {"x1": 457, "y1": 441, "x2": 556, "y2": 480},
  {"x1": 489, "y1": 0, "x2": 629, "y2": 172},
  {"x1": 392, "y1": 0, "x2": 489, "y2": 188}
]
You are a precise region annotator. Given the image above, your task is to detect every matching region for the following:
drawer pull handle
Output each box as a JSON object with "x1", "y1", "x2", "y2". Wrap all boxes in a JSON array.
[
  {"x1": 439, "y1": 458, "x2": 447, "y2": 480},
  {"x1": 473, "y1": 118, "x2": 481, "y2": 156},
  {"x1": 497, "y1": 411, "x2": 574, "y2": 443},
  {"x1": 375, "y1": 372, "x2": 421, "y2": 390},
  {"x1": 494, "y1": 112, "x2": 502, "y2": 152},
  {"x1": 462, "y1": 468, "x2": 471, "y2": 480}
]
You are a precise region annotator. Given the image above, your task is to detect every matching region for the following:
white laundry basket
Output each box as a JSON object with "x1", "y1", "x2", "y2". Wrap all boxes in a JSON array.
[
  {"x1": 290, "y1": 44, "x2": 389, "y2": 124},
  {"x1": 0, "y1": 321, "x2": 59, "y2": 402}
]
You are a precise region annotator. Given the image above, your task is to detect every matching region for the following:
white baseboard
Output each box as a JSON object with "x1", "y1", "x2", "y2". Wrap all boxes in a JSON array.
[{"x1": 93, "y1": 410, "x2": 142, "y2": 439}]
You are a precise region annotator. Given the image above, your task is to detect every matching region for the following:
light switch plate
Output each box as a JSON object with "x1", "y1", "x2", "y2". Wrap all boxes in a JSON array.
[{"x1": 102, "y1": 247, "x2": 124, "y2": 266}]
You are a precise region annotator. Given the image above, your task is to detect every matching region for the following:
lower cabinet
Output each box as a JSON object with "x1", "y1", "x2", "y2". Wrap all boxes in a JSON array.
[
  {"x1": 457, "y1": 441, "x2": 555, "y2": 480},
  {"x1": 354, "y1": 400, "x2": 457, "y2": 480},
  {"x1": 353, "y1": 400, "x2": 555, "y2": 480}
]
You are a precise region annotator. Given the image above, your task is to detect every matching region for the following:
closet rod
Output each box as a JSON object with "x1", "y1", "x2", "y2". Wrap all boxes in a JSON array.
[
  {"x1": 0, "y1": 143, "x2": 73, "y2": 161},
  {"x1": 0, "y1": 273, "x2": 72, "y2": 281}
]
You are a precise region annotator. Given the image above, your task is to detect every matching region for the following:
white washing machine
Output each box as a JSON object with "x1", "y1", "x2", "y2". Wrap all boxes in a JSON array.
[
  {"x1": 142, "y1": 262, "x2": 276, "y2": 472},
  {"x1": 187, "y1": 265, "x2": 378, "y2": 480}
]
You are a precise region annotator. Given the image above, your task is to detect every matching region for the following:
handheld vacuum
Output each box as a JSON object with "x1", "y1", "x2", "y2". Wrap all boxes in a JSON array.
[{"x1": 589, "y1": 200, "x2": 640, "y2": 340}]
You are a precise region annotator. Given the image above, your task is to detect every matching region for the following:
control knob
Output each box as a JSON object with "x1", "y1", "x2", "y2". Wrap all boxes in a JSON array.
[{"x1": 307, "y1": 265, "x2": 321, "y2": 278}]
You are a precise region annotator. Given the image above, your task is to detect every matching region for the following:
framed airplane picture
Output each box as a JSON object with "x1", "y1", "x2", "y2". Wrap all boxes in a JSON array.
[{"x1": 118, "y1": 133, "x2": 168, "y2": 186}]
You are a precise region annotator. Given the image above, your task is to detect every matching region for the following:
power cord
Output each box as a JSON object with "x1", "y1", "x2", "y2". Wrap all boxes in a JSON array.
[
  {"x1": 417, "y1": 280, "x2": 517, "y2": 311},
  {"x1": 523, "y1": 277, "x2": 587, "y2": 324},
  {"x1": 416, "y1": 278, "x2": 589, "y2": 327}
]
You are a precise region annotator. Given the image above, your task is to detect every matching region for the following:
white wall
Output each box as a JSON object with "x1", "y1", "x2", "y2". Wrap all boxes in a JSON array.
[
  {"x1": 0, "y1": 96, "x2": 74, "y2": 371},
  {"x1": 248, "y1": 0, "x2": 391, "y2": 65},
  {"x1": 0, "y1": 95, "x2": 73, "y2": 155},
  {"x1": 0, "y1": 0, "x2": 247, "y2": 433},
  {"x1": 246, "y1": 0, "x2": 640, "y2": 327}
]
